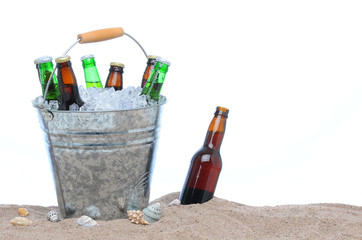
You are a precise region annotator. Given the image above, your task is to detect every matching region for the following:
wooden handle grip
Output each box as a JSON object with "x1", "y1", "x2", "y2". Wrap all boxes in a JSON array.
[{"x1": 77, "y1": 27, "x2": 124, "y2": 44}]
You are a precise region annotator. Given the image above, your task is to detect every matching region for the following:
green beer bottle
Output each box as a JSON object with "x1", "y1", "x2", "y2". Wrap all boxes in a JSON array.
[
  {"x1": 37, "y1": 56, "x2": 60, "y2": 101},
  {"x1": 81, "y1": 54, "x2": 103, "y2": 89},
  {"x1": 141, "y1": 57, "x2": 170, "y2": 101}
]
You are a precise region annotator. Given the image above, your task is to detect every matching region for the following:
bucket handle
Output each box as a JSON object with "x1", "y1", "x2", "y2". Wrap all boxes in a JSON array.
[
  {"x1": 36, "y1": 27, "x2": 149, "y2": 118},
  {"x1": 77, "y1": 27, "x2": 148, "y2": 58},
  {"x1": 77, "y1": 27, "x2": 125, "y2": 44}
]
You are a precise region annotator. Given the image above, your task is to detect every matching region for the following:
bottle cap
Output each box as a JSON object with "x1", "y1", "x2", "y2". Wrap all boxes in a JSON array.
[
  {"x1": 147, "y1": 55, "x2": 158, "y2": 60},
  {"x1": 55, "y1": 55, "x2": 71, "y2": 63},
  {"x1": 156, "y1": 57, "x2": 170, "y2": 66},
  {"x1": 37, "y1": 56, "x2": 53, "y2": 64},
  {"x1": 110, "y1": 62, "x2": 125, "y2": 68},
  {"x1": 215, "y1": 106, "x2": 229, "y2": 118},
  {"x1": 81, "y1": 54, "x2": 95, "y2": 61}
]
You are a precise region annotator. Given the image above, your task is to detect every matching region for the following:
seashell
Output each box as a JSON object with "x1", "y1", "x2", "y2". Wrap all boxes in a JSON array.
[
  {"x1": 18, "y1": 208, "x2": 30, "y2": 217},
  {"x1": 77, "y1": 215, "x2": 98, "y2": 227},
  {"x1": 168, "y1": 199, "x2": 181, "y2": 206},
  {"x1": 142, "y1": 202, "x2": 162, "y2": 223},
  {"x1": 127, "y1": 210, "x2": 149, "y2": 225},
  {"x1": 47, "y1": 210, "x2": 61, "y2": 222},
  {"x1": 86, "y1": 205, "x2": 101, "y2": 219},
  {"x1": 10, "y1": 217, "x2": 33, "y2": 226}
]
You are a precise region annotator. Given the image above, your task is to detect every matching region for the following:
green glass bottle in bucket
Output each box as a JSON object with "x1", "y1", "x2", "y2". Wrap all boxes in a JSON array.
[
  {"x1": 81, "y1": 54, "x2": 103, "y2": 89},
  {"x1": 141, "y1": 57, "x2": 170, "y2": 101},
  {"x1": 37, "y1": 56, "x2": 60, "y2": 101}
]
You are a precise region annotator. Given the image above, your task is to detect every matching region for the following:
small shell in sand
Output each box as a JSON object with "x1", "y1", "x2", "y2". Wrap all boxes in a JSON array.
[
  {"x1": 18, "y1": 208, "x2": 30, "y2": 217},
  {"x1": 168, "y1": 199, "x2": 181, "y2": 206},
  {"x1": 127, "y1": 210, "x2": 149, "y2": 225},
  {"x1": 77, "y1": 215, "x2": 98, "y2": 227},
  {"x1": 47, "y1": 210, "x2": 61, "y2": 222},
  {"x1": 10, "y1": 217, "x2": 33, "y2": 226},
  {"x1": 86, "y1": 205, "x2": 101, "y2": 219},
  {"x1": 142, "y1": 202, "x2": 162, "y2": 223}
]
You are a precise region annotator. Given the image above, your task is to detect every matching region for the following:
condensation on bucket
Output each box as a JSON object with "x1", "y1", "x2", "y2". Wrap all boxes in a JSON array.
[{"x1": 35, "y1": 101, "x2": 166, "y2": 220}]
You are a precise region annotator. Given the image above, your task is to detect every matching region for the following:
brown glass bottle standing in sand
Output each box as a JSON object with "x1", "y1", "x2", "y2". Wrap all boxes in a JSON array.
[
  {"x1": 104, "y1": 62, "x2": 124, "y2": 91},
  {"x1": 141, "y1": 55, "x2": 158, "y2": 88},
  {"x1": 180, "y1": 106, "x2": 229, "y2": 205},
  {"x1": 55, "y1": 55, "x2": 84, "y2": 110}
]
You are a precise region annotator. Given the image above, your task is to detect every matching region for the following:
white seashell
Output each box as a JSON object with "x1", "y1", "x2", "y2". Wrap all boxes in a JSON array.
[
  {"x1": 142, "y1": 202, "x2": 162, "y2": 223},
  {"x1": 77, "y1": 215, "x2": 98, "y2": 227},
  {"x1": 168, "y1": 199, "x2": 181, "y2": 206},
  {"x1": 10, "y1": 217, "x2": 33, "y2": 226},
  {"x1": 86, "y1": 205, "x2": 101, "y2": 219},
  {"x1": 127, "y1": 210, "x2": 149, "y2": 225},
  {"x1": 47, "y1": 210, "x2": 61, "y2": 222}
]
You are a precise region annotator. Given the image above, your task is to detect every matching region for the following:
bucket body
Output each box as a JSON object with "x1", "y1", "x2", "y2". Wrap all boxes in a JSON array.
[{"x1": 35, "y1": 102, "x2": 165, "y2": 220}]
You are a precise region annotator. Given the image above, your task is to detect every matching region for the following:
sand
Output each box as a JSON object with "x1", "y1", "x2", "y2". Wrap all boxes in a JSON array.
[{"x1": 0, "y1": 192, "x2": 361, "y2": 240}]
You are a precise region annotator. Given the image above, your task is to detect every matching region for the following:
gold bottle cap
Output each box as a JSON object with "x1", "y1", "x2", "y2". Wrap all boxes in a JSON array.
[
  {"x1": 147, "y1": 55, "x2": 158, "y2": 60},
  {"x1": 55, "y1": 55, "x2": 71, "y2": 63},
  {"x1": 110, "y1": 62, "x2": 125, "y2": 68}
]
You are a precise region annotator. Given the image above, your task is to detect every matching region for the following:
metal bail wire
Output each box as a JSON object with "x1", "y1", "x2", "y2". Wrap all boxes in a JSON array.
[{"x1": 42, "y1": 32, "x2": 148, "y2": 104}]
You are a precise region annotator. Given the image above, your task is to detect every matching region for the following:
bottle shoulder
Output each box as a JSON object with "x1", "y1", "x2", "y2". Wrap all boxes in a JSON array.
[{"x1": 191, "y1": 147, "x2": 222, "y2": 167}]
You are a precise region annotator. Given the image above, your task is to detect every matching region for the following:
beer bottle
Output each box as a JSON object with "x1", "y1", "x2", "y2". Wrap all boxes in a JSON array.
[
  {"x1": 104, "y1": 62, "x2": 124, "y2": 91},
  {"x1": 141, "y1": 55, "x2": 158, "y2": 88},
  {"x1": 179, "y1": 106, "x2": 229, "y2": 205},
  {"x1": 141, "y1": 57, "x2": 170, "y2": 101},
  {"x1": 37, "y1": 56, "x2": 60, "y2": 101},
  {"x1": 81, "y1": 54, "x2": 103, "y2": 89},
  {"x1": 55, "y1": 55, "x2": 85, "y2": 110}
]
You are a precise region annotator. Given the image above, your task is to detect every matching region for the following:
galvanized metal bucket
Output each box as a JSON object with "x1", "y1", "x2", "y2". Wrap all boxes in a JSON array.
[
  {"x1": 33, "y1": 27, "x2": 168, "y2": 220},
  {"x1": 35, "y1": 103, "x2": 165, "y2": 220}
]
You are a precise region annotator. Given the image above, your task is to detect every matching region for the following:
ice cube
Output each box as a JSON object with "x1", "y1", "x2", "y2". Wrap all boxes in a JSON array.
[
  {"x1": 71, "y1": 85, "x2": 161, "y2": 111},
  {"x1": 69, "y1": 103, "x2": 80, "y2": 111}
]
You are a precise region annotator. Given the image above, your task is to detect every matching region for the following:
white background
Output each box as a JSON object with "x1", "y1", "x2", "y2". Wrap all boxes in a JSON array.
[{"x1": 0, "y1": 0, "x2": 361, "y2": 207}]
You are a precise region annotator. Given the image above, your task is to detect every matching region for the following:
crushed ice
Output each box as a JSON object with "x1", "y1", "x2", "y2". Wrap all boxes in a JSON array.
[{"x1": 32, "y1": 86, "x2": 165, "y2": 111}]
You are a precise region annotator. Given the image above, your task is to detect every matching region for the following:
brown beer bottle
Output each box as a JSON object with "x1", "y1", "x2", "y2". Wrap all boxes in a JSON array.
[
  {"x1": 55, "y1": 55, "x2": 85, "y2": 110},
  {"x1": 180, "y1": 106, "x2": 229, "y2": 205},
  {"x1": 104, "y1": 62, "x2": 124, "y2": 91},
  {"x1": 141, "y1": 55, "x2": 158, "y2": 88}
]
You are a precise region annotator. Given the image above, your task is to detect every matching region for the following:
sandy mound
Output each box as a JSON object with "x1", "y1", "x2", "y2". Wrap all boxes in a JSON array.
[{"x1": 1, "y1": 192, "x2": 361, "y2": 239}]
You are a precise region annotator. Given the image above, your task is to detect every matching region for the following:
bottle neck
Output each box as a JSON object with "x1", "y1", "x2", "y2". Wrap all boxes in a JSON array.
[
  {"x1": 57, "y1": 61, "x2": 76, "y2": 85},
  {"x1": 39, "y1": 61, "x2": 54, "y2": 70},
  {"x1": 109, "y1": 66, "x2": 124, "y2": 73},
  {"x1": 203, "y1": 114, "x2": 227, "y2": 150},
  {"x1": 82, "y1": 58, "x2": 96, "y2": 68}
]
